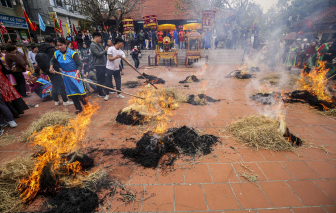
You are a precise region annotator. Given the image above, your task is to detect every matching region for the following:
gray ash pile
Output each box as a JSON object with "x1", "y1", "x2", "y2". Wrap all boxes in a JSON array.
[
  {"x1": 187, "y1": 94, "x2": 220, "y2": 105},
  {"x1": 121, "y1": 126, "x2": 220, "y2": 168},
  {"x1": 179, "y1": 75, "x2": 201, "y2": 83},
  {"x1": 226, "y1": 70, "x2": 254, "y2": 79}
]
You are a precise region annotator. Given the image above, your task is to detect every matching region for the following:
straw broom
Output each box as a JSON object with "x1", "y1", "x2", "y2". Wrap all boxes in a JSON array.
[{"x1": 53, "y1": 71, "x2": 144, "y2": 100}]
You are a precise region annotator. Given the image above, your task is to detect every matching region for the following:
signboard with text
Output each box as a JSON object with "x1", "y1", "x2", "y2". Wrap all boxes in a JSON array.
[
  {"x1": 202, "y1": 10, "x2": 216, "y2": 31},
  {"x1": 0, "y1": 14, "x2": 27, "y2": 29}
]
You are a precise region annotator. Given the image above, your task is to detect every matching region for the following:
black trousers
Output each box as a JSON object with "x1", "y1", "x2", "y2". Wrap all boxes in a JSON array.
[
  {"x1": 48, "y1": 73, "x2": 68, "y2": 102},
  {"x1": 106, "y1": 69, "x2": 121, "y2": 94},
  {"x1": 0, "y1": 95, "x2": 13, "y2": 123},
  {"x1": 13, "y1": 72, "x2": 26, "y2": 97},
  {"x1": 132, "y1": 57, "x2": 140, "y2": 68},
  {"x1": 95, "y1": 66, "x2": 107, "y2": 96},
  {"x1": 70, "y1": 95, "x2": 88, "y2": 112}
]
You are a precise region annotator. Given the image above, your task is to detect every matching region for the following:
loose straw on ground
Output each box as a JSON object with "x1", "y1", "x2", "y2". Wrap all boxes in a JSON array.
[
  {"x1": 53, "y1": 71, "x2": 144, "y2": 100},
  {"x1": 122, "y1": 58, "x2": 158, "y2": 89}
]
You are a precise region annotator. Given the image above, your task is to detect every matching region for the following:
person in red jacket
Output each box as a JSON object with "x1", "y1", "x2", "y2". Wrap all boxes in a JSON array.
[{"x1": 179, "y1": 29, "x2": 185, "y2": 49}]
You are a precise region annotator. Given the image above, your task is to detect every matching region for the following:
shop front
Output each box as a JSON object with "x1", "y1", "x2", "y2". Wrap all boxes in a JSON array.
[{"x1": 0, "y1": 13, "x2": 28, "y2": 43}]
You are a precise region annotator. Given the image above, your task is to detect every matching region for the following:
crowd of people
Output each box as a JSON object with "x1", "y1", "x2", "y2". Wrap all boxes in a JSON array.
[{"x1": 0, "y1": 31, "x2": 131, "y2": 136}]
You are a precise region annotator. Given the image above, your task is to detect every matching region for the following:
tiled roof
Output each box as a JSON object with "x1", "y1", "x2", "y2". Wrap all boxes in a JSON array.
[{"x1": 292, "y1": 6, "x2": 336, "y2": 28}]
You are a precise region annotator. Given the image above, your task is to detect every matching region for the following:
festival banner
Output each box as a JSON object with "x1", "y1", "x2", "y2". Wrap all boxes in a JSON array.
[
  {"x1": 202, "y1": 10, "x2": 216, "y2": 31},
  {"x1": 143, "y1": 15, "x2": 157, "y2": 28},
  {"x1": 122, "y1": 18, "x2": 134, "y2": 34}
]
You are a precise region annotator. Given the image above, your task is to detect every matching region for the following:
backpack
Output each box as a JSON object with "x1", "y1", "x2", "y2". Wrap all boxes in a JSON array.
[{"x1": 35, "y1": 52, "x2": 51, "y2": 74}]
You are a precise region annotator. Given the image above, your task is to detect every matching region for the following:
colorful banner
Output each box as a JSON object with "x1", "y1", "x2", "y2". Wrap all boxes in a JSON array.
[
  {"x1": 122, "y1": 18, "x2": 134, "y2": 34},
  {"x1": 143, "y1": 15, "x2": 157, "y2": 28},
  {"x1": 202, "y1": 10, "x2": 216, "y2": 31},
  {"x1": 0, "y1": 20, "x2": 7, "y2": 34},
  {"x1": 23, "y1": 8, "x2": 38, "y2": 31}
]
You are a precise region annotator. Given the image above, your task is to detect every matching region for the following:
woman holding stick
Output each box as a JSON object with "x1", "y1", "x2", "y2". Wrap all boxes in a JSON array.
[{"x1": 49, "y1": 37, "x2": 87, "y2": 114}]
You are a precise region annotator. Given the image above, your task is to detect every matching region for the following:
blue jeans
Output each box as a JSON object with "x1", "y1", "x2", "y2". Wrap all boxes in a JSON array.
[{"x1": 180, "y1": 42, "x2": 185, "y2": 49}]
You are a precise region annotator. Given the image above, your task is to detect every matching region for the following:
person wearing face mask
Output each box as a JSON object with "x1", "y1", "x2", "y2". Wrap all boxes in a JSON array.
[{"x1": 49, "y1": 37, "x2": 87, "y2": 114}]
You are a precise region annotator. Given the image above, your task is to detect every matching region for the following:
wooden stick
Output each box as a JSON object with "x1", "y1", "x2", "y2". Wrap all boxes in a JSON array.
[
  {"x1": 53, "y1": 71, "x2": 144, "y2": 100},
  {"x1": 122, "y1": 58, "x2": 158, "y2": 89},
  {"x1": 327, "y1": 73, "x2": 336, "y2": 80}
]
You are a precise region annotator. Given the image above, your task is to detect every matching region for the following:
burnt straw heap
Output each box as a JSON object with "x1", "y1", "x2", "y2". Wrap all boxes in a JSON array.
[
  {"x1": 137, "y1": 73, "x2": 166, "y2": 84},
  {"x1": 179, "y1": 75, "x2": 201, "y2": 83},
  {"x1": 121, "y1": 126, "x2": 220, "y2": 168}
]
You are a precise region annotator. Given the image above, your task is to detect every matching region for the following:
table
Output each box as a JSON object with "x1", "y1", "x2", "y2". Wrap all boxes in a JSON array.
[{"x1": 155, "y1": 50, "x2": 178, "y2": 66}]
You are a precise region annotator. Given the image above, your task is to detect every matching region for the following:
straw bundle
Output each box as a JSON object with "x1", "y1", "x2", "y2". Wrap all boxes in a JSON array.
[
  {"x1": 0, "y1": 156, "x2": 34, "y2": 213},
  {"x1": 23, "y1": 111, "x2": 76, "y2": 140},
  {"x1": 0, "y1": 134, "x2": 16, "y2": 147},
  {"x1": 318, "y1": 108, "x2": 336, "y2": 117},
  {"x1": 259, "y1": 73, "x2": 300, "y2": 88},
  {"x1": 226, "y1": 115, "x2": 295, "y2": 151}
]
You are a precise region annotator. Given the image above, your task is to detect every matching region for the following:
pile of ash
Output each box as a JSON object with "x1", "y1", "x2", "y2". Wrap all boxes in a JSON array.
[
  {"x1": 138, "y1": 73, "x2": 166, "y2": 84},
  {"x1": 226, "y1": 70, "x2": 254, "y2": 79},
  {"x1": 187, "y1": 94, "x2": 220, "y2": 105},
  {"x1": 122, "y1": 81, "x2": 141, "y2": 88},
  {"x1": 179, "y1": 75, "x2": 201, "y2": 83},
  {"x1": 116, "y1": 109, "x2": 146, "y2": 126},
  {"x1": 248, "y1": 67, "x2": 261, "y2": 72},
  {"x1": 250, "y1": 92, "x2": 282, "y2": 105},
  {"x1": 121, "y1": 126, "x2": 220, "y2": 168}
]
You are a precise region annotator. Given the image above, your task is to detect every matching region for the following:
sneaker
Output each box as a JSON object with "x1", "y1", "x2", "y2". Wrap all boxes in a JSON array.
[
  {"x1": 121, "y1": 72, "x2": 124, "y2": 75},
  {"x1": 109, "y1": 91, "x2": 117, "y2": 94},
  {"x1": 55, "y1": 101, "x2": 62, "y2": 106},
  {"x1": 0, "y1": 122, "x2": 8, "y2": 127},
  {"x1": 98, "y1": 94, "x2": 105, "y2": 98},
  {"x1": 8, "y1": 120, "x2": 17, "y2": 128},
  {"x1": 117, "y1": 94, "x2": 125, "y2": 99},
  {"x1": 0, "y1": 127, "x2": 4, "y2": 137},
  {"x1": 104, "y1": 95, "x2": 109, "y2": 101},
  {"x1": 63, "y1": 101, "x2": 74, "y2": 106}
]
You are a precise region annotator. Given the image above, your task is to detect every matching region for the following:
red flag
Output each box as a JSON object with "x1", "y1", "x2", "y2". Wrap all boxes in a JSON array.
[
  {"x1": 0, "y1": 20, "x2": 7, "y2": 34},
  {"x1": 73, "y1": 24, "x2": 77, "y2": 35},
  {"x1": 251, "y1": 14, "x2": 261, "y2": 30},
  {"x1": 22, "y1": 8, "x2": 38, "y2": 31},
  {"x1": 306, "y1": 18, "x2": 312, "y2": 28}
]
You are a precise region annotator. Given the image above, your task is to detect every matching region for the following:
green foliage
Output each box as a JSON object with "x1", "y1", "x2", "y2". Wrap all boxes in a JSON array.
[{"x1": 78, "y1": 19, "x2": 95, "y2": 33}]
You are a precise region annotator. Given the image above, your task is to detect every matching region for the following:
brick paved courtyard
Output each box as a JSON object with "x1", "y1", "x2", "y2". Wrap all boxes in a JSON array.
[{"x1": 1, "y1": 64, "x2": 336, "y2": 213}]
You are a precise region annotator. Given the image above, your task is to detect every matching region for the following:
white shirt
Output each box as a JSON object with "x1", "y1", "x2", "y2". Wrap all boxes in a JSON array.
[
  {"x1": 106, "y1": 46, "x2": 126, "y2": 70},
  {"x1": 28, "y1": 50, "x2": 37, "y2": 65}
]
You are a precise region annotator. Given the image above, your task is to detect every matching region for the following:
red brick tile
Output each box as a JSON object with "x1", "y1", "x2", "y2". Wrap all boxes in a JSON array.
[
  {"x1": 303, "y1": 148, "x2": 334, "y2": 160},
  {"x1": 306, "y1": 126, "x2": 333, "y2": 135},
  {"x1": 98, "y1": 129, "x2": 115, "y2": 138},
  {"x1": 142, "y1": 185, "x2": 174, "y2": 212},
  {"x1": 215, "y1": 148, "x2": 242, "y2": 163},
  {"x1": 289, "y1": 126, "x2": 314, "y2": 135},
  {"x1": 312, "y1": 134, "x2": 336, "y2": 145},
  {"x1": 287, "y1": 180, "x2": 335, "y2": 206},
  {"x1": 314, "y1": 179, "x2": 336, "y2": 202},
  {"x1": 324, "y1": 206, "x2": 336, "y2": 213},
  {"x1": 194, "y1": 120, "x2": 213, "y2": 128},
  {"x1": 258, "y1": 162, "x2": 294, "y2": 180},
  {"x1": 291, "y1": 207, "x2": 327, "y2": 213},
  {"x1": 282, "y1": 150, "x2": 312, "y2": 161},
  {"x1": 259, "y1": 181, "x2": 303, "y2": 207},
  {"x1": 0, "y1": 151, "x2": 23, "y2": 164},
  {"x1": 158, "y1": 167, "x2": 185, "y2": 184},
  {"x1": 305, "y1": 161, "x2": 336, "y2": 178},
  {"x1": 203, "y1": 183, "x2": 240, "y2": 210},
  {"x1": 327, "y1": 159, "x2": 336, "y2": 167},
  {"x1": 236, "y1": 148, "x2": 266, "y2": 162},
  {"x1": 258, "y1": 209, "x2": 292, "y2": 213},
  {"x1": 231, "y1": 182, "x2": 272, "y2": 208},
  {"x1": 282, "y1": 161, "x2": 320, "y2": 179},
  {"x1": 108, "y1": 165, "x2": 133, "y2": 184},
  {"x1": 130, "y1": 166, "x2": 158, "y2": 184},
  {"x1": 258, "y1": 149, "x2": 289, "y2": 161},
  {"x1": 302, "y1": 118, "x2": 326, "y2": 125},
  {"x1": 174, "y1": 184, "x2": 207, "y2": 211},
  {"x1": 224, "y1": 211, "x2": 257, "y2": 213},
  {"x1": 196, "y1": 152, "x2": 220, "y2": 163},
  {"x1": 233, "y1": 162, "x2": 267, "y2": 181},
  {"x1": 210, "y1": 120, "x2": 228, "y2": 127},
  {"x1": 109, "y1": 185, "x2": 144, "y2": 212},
  {"x1": 184, "y1": 164, "x2": 212, "y2": 183},
  {"x1": 208, "y1": 163, "x2": 240, "y2": 183},
  {"x1": 100, "y1": 152, "x2": 124, "y2": 166}
]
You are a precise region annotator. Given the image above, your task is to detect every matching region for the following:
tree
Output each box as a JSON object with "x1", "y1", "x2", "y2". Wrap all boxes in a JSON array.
[
  {"x1": 65, "y1": 0, "x2": 146, "y2": 29},
  {"x1": 78, "y1": 19, "x2": 96, "y2": 32}
]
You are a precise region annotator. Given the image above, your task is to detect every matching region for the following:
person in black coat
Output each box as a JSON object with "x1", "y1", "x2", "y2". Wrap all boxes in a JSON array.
[{"x1": 76, "y1": 32, "x2": 84, "y2": 51}]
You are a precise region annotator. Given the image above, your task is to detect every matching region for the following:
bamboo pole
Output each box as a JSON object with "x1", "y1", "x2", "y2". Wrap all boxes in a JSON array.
[
  {"x1": 122, "y1": 58, "x2": 158, "y2": 89},
  {"x1": 53, "y1": 71, "x2": 144, "y2": 100},
  {"x1": 26, "y1": 22, "x2": 32, "y2": 43}
]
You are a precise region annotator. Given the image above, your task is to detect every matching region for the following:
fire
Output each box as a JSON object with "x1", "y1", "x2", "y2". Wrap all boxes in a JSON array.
[
  {"x1": 18, "y1": 103, "x2": 98, "y2": 203},
  {"x1": 129, "y1": 87, "x2": 177, "y2": 134},
  {"x1": 297, "y1": 61, "x2": 332, "y2": 103}
]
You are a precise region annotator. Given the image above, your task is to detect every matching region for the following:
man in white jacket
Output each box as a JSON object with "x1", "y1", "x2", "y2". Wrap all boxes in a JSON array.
[{"x1": 28, "y1": 45, "x2": 38, "y2": 67}]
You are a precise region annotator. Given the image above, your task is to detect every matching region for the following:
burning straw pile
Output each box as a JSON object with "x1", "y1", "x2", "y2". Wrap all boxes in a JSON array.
[
  {"x1": 226, "y1": 115, "x2": 301, "y2": 151},
  {"x1": 187, "y1": 94, "x2": 220, "y2": 105},
  {"x1": 116, "y1": 87, "x2": 188, "y2": 125},
  {"x1": 138, "y1": 73, "x2": 166, "y2": 84},
  {"x1": 23, "y1": 111, "x2": 76, "y2": 141},
  {"x1": 179, "y1": 75, "x2": 201, "y2": 83},
  {"x1": 226, "y1": 70, "x2": 254, "y2": 79},
  {"x1": 121, "y1": 126, "x2": 220, "y2": 168}
]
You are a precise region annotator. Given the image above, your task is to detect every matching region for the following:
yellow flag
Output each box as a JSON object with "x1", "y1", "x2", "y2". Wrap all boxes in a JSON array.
[{"x1": 65, "y1": 22, "x2": 70, "y2": 34}]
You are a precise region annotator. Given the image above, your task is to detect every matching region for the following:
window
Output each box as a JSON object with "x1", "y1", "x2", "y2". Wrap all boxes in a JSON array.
[
  {"x1": 1, "y1": 0, "x2": 13, "y2": 8},
  {"x1": 55, "y1": 0, "x2": 63, "y2": 7}
]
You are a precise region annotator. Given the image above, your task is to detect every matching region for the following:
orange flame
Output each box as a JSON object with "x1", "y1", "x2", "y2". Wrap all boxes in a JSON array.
[
  {"x1": 18, "y1": 103, "x2": 98, "y2": 203},
  {"x1": 296, "y1": 61, "x2": 332, "y2": 103}
]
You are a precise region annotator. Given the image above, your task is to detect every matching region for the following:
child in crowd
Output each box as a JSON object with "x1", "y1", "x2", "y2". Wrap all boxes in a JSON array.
[{"x1": 29, "y1": 72, "x2": 53, "y2": 101}]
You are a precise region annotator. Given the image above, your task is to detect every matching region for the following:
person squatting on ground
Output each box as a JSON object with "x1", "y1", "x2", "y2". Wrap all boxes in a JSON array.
[
  {"x1": 49, "y1": 37, "x2": 88, "y2": 114},
  {"x1": 29, "y1": 72, "x2": 53, "y2": 101},
  {"x1": 36, "y1": 37, "x2": 73, "y2": 106},
  {"x1": 131, "y1": 46, "x2": 140, "y2": 69},
  {"x1": 105, "y1": 38, "x2": 132, "y2": 101},
  {"x1": 90, "y1": 32, "x2": 109, "y2": 99}
]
